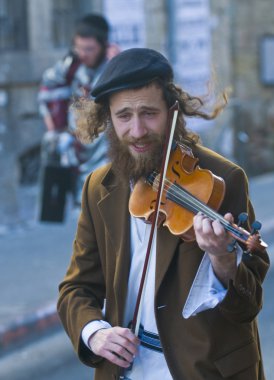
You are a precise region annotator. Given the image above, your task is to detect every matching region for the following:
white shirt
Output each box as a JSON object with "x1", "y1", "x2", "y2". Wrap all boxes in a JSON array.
[{"x1": 123, "y1": 218, "x2": 172, "y2": 379}]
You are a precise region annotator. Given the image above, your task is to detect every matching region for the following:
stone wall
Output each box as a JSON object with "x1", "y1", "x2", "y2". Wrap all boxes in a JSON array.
[
  {"x1": 211, "y1": 0, "x2": 274, "y2": 175},
  {"x1": 144, "y1": 0, "x2": 167, "y2": 53}
]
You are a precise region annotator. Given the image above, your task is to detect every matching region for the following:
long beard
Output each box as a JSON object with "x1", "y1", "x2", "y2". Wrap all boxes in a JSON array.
[{"x1": 106, "y1": 126, "x2": 164, "y2": 183}]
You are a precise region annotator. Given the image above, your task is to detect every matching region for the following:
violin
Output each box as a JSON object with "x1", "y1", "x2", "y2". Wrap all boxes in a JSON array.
[{"x1": 129, "y1": 142, "x2": 268, "y2": 253}]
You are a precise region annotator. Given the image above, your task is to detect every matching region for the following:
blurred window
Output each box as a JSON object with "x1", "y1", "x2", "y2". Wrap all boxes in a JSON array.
[
  {"x1": 0, "y1": 0, "x2": 28, "y2": 51},
  {"x1": 52, "y1": 0, "x2": 85, "y2": 48}
]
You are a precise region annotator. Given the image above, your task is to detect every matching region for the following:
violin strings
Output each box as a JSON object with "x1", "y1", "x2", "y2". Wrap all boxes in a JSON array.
[
  {"x1": 148, "y1": 172, "x2": 246, "y2": 240},
  {"x1": 148, "y1": 171, "x2": 224, "y2": 220}
]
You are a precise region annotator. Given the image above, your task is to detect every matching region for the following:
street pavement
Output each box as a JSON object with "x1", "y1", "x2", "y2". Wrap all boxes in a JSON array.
[
  {"x1": 0, "y1": 172, "x2": 273, "y2": 379},
  {"x1": 0, "y1": 330, "x2": 92, "y2": 380}
]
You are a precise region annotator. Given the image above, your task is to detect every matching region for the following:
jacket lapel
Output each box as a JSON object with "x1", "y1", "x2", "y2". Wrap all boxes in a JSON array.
[
  {"x1": 155, "y1": 225, "x2": 181, "y2": 294},
  {"x1": 155, "y1": 226, "x2": 202, "y2": 297},
  {"x1": 98, "y1": 182, "x2": 130, "y2": 255},
  {"x1": 97, "y1": 175, "x2": 131, "y2": 325}
]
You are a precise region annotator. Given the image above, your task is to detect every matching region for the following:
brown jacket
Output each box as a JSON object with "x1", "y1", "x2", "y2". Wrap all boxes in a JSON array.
[{"x1": 58, "y1": 144, "x2": 269, "y2": 380}]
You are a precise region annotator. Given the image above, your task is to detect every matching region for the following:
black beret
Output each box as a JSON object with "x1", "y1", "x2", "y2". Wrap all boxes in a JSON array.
[{"x1": 91, "y1": 48, "x2": 173, "y2": 103}]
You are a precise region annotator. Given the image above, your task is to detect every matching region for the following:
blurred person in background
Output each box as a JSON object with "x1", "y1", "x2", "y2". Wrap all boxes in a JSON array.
[
  {"x1": 58, "y1": 48, "x2": 269, "y2": 379},
  {"x1": 38, "y1": 13, "x2": 119, "y2": 222}
]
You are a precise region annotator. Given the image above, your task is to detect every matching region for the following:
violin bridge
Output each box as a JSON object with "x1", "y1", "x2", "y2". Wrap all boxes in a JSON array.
[{"x1": 146, "y1": 171, "x2": 160, "y2": 192}]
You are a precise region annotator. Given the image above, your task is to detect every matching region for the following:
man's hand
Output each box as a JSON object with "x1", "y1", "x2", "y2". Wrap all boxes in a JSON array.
[
  {"x1": 88, "y1": 326, "x2": 140, "y2": 368},
  {"x1": 193, "y1": 212, "x2": 235, "y2": 256},
  {"x1": 193, "y1": 212, "x2": 237, "y2": 286}
]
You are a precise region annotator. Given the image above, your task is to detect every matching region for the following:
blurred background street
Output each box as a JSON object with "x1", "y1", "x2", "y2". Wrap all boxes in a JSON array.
[{"x1": 0, "y1": 0, "x2": 274, "y2": 379}]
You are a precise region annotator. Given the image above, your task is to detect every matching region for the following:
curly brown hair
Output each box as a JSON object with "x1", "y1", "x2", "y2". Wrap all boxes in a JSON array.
[{"x1": 72, "y1": 79, "x2": 228, "y2": 145}]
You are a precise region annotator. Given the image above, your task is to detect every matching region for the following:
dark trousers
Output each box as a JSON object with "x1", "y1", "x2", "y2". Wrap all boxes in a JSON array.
[{"x1": 39, "y1": 165, "x2": 75, "y2": 222}]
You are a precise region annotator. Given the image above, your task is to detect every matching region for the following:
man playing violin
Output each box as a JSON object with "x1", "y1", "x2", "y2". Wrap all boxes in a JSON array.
[{"x1": 58, "y1": 48, "x2": 269, "y2": 380}]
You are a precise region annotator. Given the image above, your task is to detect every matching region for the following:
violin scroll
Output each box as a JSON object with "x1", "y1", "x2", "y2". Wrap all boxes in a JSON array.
[
  {"x1": 246, "y1": 232, "x2": 268, "y2": 254},
  {"x1": 228, "y1": 213, "x2": 267, "y2": 254},
  {"x1": 245, "y1": 219, "x2": 268, "y2": 253}
]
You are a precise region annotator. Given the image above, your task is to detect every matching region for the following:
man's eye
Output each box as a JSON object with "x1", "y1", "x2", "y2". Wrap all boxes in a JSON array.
[
  {"x1": 119, "y1": 114, "x2": 130, "y2": 120},
  {"x1": 145, "y1": 111, "x2": 156, "y2": 117}
]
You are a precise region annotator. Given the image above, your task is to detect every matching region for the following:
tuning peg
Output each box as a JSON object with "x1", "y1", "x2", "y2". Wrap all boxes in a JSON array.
[
  {"x1": 238, "y1": 212, "x2": 248, "y2": 226},
  {"x1": 251, "y1": 220, "x2": 262, "y2": 235}
]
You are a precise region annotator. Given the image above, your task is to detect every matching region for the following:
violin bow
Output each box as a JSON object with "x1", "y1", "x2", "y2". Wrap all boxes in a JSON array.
[{"x1": 130, "y1": 101, "x2": 179, "y2": 337}]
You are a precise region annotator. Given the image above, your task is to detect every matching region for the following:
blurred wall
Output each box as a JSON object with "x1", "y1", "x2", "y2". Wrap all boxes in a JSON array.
[
  {"x1": 210, "y1": 0, "x2": 274, "y2": 174},
  {"x1": 230, "y1": 0, "x2": 274, "y2": 175}
]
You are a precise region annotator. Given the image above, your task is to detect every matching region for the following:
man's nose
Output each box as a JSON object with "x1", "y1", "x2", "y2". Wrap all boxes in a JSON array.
[{"x1": 130, "y1": 116, "x2": 147, "y2": 139}]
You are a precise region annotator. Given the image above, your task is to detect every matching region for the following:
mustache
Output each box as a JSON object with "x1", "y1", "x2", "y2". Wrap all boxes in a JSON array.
[{"x1": 122, "y1": 134, "x2": 164, "y2": 146}]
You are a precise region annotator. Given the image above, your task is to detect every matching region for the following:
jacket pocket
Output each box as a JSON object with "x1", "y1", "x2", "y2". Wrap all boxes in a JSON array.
[{"x1": 214, "y1": 340, "x2": 260, "y2": 378}]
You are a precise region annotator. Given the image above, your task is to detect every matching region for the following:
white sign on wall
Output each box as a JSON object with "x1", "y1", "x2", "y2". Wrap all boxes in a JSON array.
[
  {"x1": 171, "y1": 0, "x2": 213, "y2": 131},
  {"x1": 260, "y1": 35, "x2": 274, "y2": 85},
  {"x1": 103, "y1": 0, "x2": 146, "y2": 51}
]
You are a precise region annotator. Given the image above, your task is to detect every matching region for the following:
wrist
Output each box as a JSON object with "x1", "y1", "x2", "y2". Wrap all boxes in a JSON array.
[
  {"x1": 88, "y1": 329, "x2": 101, "y2": 351},
  {"x1": 208, "y1": 252, "x2": 237, "y2": 286},
  {"x1": 82, "y1": 320, "x2": 111, "y2": 351}
]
